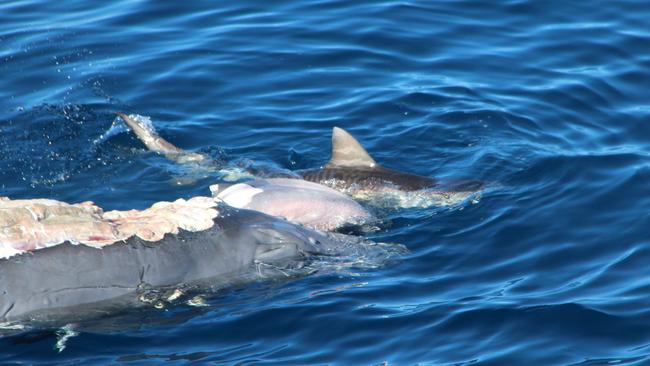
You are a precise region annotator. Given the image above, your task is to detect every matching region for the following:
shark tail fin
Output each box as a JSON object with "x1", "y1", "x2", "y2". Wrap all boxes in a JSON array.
[
  {"x1": 325, "y1": 127, "x2": 378, "y2": 169},
  {"x1": 115, "y1": 112, "x2": 205, "y2": 164}
]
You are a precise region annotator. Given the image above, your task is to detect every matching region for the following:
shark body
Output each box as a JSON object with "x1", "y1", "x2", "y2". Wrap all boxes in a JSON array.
[{"x1": 116, "y1": 113, "x2": 481, "y2": 208}]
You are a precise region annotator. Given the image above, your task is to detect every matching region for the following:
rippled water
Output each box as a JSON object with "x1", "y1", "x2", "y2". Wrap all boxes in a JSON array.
[{"x1": 2, "y1": 0, "x2": 650, "y2": 364}]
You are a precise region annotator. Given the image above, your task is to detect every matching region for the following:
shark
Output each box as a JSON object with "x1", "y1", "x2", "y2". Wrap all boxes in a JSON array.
[
  {"x1": 297, "y1": 127, "x2": 482, "y2": 208},
  {"x1": 116, "y1": 113, "x2": 482, "y2": 208}
]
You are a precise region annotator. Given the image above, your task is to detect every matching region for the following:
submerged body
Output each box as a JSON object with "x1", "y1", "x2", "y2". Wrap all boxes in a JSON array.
[
  {"x1": 0, "y1": 203, "x2": 386, "y2": 325},
  {"x1": 116, "y1": 114, "x2": 482, "y2": 208},
  {"x1": 212, "y1": 178, "x2": 374, "y2": 231}
]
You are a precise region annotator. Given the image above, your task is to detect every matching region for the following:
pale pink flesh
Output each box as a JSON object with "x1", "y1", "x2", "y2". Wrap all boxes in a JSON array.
[
  {"x1": 0, "y1": 196, "x2": 218, "y2": 259},
  {"x1": 214, "y1": 178, "x2": 373, "y2": 231}
]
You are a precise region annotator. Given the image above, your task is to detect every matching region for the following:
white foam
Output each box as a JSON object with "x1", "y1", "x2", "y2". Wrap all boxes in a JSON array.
[
  {"x1": 126, "y1": 114, "x2": 155, "y2": 133},
  {"x1": 93, "y1": 114, "x2": 156, "y2": 145},
  {"x1": 92, "y1": 117, "x2": 127, "y2": 145}
]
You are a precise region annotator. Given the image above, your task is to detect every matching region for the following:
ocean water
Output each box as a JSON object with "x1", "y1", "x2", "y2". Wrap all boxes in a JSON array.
[{"x1": 1, "y1": 0, "x2": 650, "y2": 364}]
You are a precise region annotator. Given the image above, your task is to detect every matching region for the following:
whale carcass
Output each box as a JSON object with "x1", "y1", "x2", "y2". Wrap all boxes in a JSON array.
[{"x1": 0, "y1": 196, "x2": 398, "y2": 326}]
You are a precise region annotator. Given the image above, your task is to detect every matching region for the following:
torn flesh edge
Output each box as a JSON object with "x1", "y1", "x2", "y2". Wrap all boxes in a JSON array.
[{"x1": 0, "y1": 196, "x2": 220, "y2": 260}]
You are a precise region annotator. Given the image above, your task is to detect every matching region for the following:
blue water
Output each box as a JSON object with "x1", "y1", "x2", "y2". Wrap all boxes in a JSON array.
[{"x1": 2, "y1": 0, "x2": 650, "y2": 364}]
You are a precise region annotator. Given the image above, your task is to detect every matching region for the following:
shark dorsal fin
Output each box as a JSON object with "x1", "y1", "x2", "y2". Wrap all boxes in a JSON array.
[{"x1": 325, "y1": 127, "x2": 378, "y2": 169}]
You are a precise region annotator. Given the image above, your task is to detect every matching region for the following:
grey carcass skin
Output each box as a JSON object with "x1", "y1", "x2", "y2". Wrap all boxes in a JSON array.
[{"x1": 0, "y1": 205, "x2": 334, "y2": 325}]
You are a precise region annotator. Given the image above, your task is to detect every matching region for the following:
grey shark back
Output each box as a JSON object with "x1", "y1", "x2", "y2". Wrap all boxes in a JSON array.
[
  {"x1": 300, "y1": 165, "x2": 437, "y2": 192},
  {"x1": 300, "y1": 127, "x2": 436, "y2": 191},
  {"x1": 300, "y1": 127, "x2": 437, "y2": 190},
  {"x1": 299, "y1": 127, "x2": 481, "y2": 207}
]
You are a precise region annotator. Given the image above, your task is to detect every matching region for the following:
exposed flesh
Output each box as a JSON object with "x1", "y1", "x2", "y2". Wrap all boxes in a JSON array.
[{"x1": 0, "y1": 196, "x2": 219, "y2": 259}]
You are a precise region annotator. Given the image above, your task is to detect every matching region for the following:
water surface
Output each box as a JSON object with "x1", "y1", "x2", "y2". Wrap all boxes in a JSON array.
[{"x1": 1, "y1": 1, "x2": 650, "y2": 364}]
